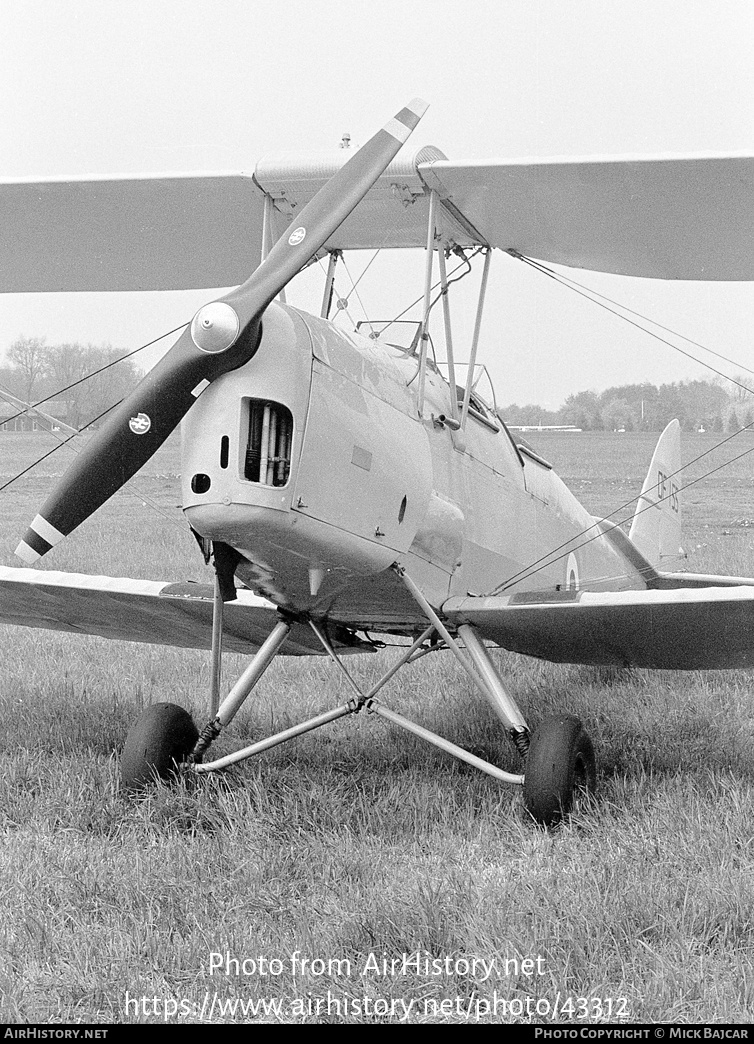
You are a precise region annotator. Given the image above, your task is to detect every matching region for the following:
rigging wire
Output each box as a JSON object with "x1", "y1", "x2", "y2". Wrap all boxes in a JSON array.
[
  {"x1": 490, "y1": 432, "x2": 751, "y2": 597},
  {"x1": 0, "y1": 401, "x2": 119, "y2": 494},
  {"x1": 1, "y1": 323, "x2": 192, "y2": 531},
  {"x1": 316, "y1": 250, "x2": 382, "y2": 330},
  {"x1": 343, "y1": 249, "x2": 381, "y2": 299},
  {"x1": 510, "y1": 252, "x2": 754, "y2": 399},
  {"x1": 8, "y1": 250, "x2": 750, "y2": 580},
  {"x1": 322, "y1": 246, "x2": 480, "y2": 352},
  {"x1": 492, "y1": 434, "x2": 754, "y2": 594},
  {"x1": 1, "y1": 323, "x2": 188, "y2": 429},
  {"x1": 510, "y1": 251, "x2": 754, "y2": 382},
  {"x1": 339, "y1": 254, "x2": 375, "y2": 332},
  {"x1": 488, "y1": 254, "x2": 754, "y2": 592},
  {"x1": 379, "y1": 246, "x2": 482, "y2": 337},
  {"x1": 496, "y1": 419, "x2": 754, "y2": 592},
  {"x1": 427, "y1": 247, "x2": 474, "y2": 315},
  {"x1": 0, "y1": 396, "x2": 186, "y2": 532},
  {"x1": 335, "y1": 245, "x2": 475, "y2": 340}
]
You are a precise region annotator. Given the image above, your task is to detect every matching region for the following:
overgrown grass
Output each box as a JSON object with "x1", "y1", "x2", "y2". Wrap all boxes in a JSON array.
[{"x1": 1, "y1": 431, "x2": 754, "y2": 1023}]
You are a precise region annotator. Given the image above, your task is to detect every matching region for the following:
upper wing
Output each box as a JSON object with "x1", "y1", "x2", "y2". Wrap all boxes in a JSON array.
[
  {"x1": 0, "y1": 146, "x2": 473, "y2": 293},
  {"x1": 0, "y1": 173, "x2": 265, "y2": 292},
  {"x1": 0, "y1": 566, "x2": 369, "y2": 656},
  {"x1": 443, "y1": 585, "x2": 754, "y2": 669},
  {"x1": 4, "y1": 150, "x2": 752, "y2": 291},
  {"x1": 420, "y1": 153, "x2": 754, "y2": 280}
]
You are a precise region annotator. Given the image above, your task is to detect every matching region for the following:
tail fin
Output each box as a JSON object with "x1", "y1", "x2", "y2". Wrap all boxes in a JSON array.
[{"x1": 628, "y1": 420, "x2": 684, "y2": 570}]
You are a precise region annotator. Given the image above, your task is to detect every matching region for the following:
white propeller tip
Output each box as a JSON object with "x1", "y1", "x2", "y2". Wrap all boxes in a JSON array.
[
  {"x1": 385, "y1": 99, "x2": 429, "y2": 144},
  {"x1": 15, "y1": 540, "x2": 41, "y2": 565},
  {"x1": 407, "y1": 98, "x2": 429, "y2": 118}
]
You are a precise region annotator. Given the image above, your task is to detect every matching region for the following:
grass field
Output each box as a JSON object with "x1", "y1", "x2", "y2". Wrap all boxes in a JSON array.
[{"x1": 2, "y1": 429, "x2": 754, "y2": 1024}]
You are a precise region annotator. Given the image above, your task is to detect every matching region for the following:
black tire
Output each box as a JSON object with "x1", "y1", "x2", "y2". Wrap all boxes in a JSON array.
[
  {"x1": 121, "y1": 703, "x2": 199, "y2": 792},
  {"x1": 523, "y1": 714, "x2": 596, "y2": 826}
]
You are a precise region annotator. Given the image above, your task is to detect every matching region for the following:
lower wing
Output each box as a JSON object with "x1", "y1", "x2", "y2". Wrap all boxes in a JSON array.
[
  {"x1": 0, "y1": 566, "x2": 370, "y2": 656},
  {"x1": 443, "y1": 583, "x2": 754, "y2": 669}
]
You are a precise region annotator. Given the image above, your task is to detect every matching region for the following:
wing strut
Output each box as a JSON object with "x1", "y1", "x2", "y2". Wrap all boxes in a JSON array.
[
  {"x1": 459, "y1": 247, "x2": 492, "y2": 429},
  {"x1": 319, "y1": 250, "x2": 341, "y2": 319},
  {"x1": 437, "y1": 245, "x2": 460, "y2": 424},
  {"x1": 417, "y1": 188, "x2": 439, "y2": 415}
]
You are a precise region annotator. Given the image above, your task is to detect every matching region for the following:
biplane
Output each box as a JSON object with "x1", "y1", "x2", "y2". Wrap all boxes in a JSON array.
[{"x1": 1, "y1": 98, "x2": 754, "y2": 825}]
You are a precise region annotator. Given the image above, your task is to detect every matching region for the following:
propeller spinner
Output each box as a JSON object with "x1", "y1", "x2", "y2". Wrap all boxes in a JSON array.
[{"x1": 16, "y1": 98, "x2": 428, "y2": 564}]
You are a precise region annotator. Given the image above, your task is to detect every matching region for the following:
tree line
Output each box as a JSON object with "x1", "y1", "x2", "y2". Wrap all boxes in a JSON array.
[
  {"x1": 1, "y1": 336, "x2": 142, "y2": 429},
  {"x1": 503, "y1": 378, "x2": 754, "y2": 433},
  {"x1": 4, "y1": 338, "x2": 753, "y2": 436}
]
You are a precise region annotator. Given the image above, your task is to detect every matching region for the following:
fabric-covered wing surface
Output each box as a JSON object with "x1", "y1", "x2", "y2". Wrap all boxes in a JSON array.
[
  {"x1": 0, "y1": 567, "x2": 366, "y2": 655},
  {"x1": 0, "y1": 147, "x2": 473, "y2": 293},
  {"x1": 420, "y1": 154, "x2": 754, "y2": 279},
  {"x1": 0, "y1": 174, "x2": 267, "y2": 292},
  {"x1": 444, "y1": 586, "x2": 754, "y2": 669},
  {"x1": 5, "y1": 151, "x2": 753, "y2": 293}
]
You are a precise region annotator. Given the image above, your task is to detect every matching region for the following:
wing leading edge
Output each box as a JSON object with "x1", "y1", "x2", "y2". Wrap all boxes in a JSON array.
[
  {"x1": 444, "y1": 585, "x2": 754, "y2": 670},
  {"x1": 0, "y1": 567, "x2": 369, "y2": 656}
]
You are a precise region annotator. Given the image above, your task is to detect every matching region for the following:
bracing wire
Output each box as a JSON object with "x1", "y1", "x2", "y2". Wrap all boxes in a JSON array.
[
  {"x1": 2, "y1": 323, "x2": 188, "y2": 429},
  {"x1": 0, "y1": 401, "x2": 119, "y2": 494},
  {"x1": 379, "y1": 246, "x2": 482, "y2": 337},
  {"x1": 491, "y1": 434, "x2": 754, "y2": 594},
  {"x1": 1, "y1": 323, "x2": 191, "y2": 531},
  {"x1": 495, "y1": 420, "x2": 754, "y2": 592},
  {"x1": 340, "y1": 254, "x2": 376, "y2": 331},
  {"x1": 489, "y1": 254, "x2": 754, "y2": 592},
  {"x1": 510, "y1": 251, "x2": 754, "y2": 383},
  {"x1": 510, "y1": 252, "x2": 754, "y2": 400},
  {"x1": 1, "y1": 397, "x2": 187, "y2": 532},
  {"x1": 344, "y1": 249, "x2": 381, "y2": 298},
  {"x1": 323, "y1": 246, "x2": 481, "y2": 343}
]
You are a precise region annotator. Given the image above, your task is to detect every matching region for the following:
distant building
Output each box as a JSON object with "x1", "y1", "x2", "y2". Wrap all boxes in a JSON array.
[
  {"x1": 506, "y1": 424, "x2": 582, "y2": 433},
  {"x1": 0, "y1": 400, "x2": 71, "y2": 432}
]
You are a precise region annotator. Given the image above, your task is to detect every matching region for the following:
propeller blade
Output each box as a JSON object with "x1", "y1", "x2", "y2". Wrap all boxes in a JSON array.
[
  {"x1": 221, "y1": 98, "x2": 428, "y2": 332},
  {"x1": 15, "y1": 99, "x2": 428, "y2": 564}
]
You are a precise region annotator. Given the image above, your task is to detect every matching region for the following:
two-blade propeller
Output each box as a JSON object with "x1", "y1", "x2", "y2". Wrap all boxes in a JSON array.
[{"x1": 16, "y1": 99, "x2": 428, "y2": 564}]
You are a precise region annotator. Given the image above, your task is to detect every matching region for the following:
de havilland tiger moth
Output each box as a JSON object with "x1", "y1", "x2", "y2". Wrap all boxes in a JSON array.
[{"x1": 1, "y1": 98, "x2": 754, "y2": 825}]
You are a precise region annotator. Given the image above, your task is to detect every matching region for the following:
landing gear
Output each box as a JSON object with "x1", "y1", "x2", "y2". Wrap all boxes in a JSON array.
[
  {"x1": 118, "y1": 563, "x2": 597, "y2": 827},
  {"x1": 523, "y1": 715, "x2": 596, "y2": 826},
  {"x1": 121, "y1": 703, "x2": 199, "y2": 792}
]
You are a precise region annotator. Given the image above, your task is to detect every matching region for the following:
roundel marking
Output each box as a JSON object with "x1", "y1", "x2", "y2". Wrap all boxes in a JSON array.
[
  {"x1": 129, "y1": 412, "x2": 151, "y2": 435},
  {"x1": 566, "y1": 552, "x2": 579, "y2": 591},
  {"x1": 288, "y1": 226, "x2": 306, "y2": 246}
]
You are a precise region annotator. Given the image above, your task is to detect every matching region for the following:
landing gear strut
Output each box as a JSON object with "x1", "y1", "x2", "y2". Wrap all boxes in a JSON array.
[{"x1": 395, "y1": 565, "x2": 597, "y2": 826}]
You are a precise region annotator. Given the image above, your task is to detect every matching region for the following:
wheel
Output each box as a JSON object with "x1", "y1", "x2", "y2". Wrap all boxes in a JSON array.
[
  {"x1": 523, "y1": 714, "x2": 596, "y2": 826},
  {"x1": 121, "y1": 703, "x2": 199, "y2": 792}
]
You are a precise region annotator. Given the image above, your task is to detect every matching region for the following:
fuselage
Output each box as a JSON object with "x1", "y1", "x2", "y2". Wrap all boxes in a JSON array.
[{"x1": 182, "y1": 302, "x2": 644, "y2": 635}]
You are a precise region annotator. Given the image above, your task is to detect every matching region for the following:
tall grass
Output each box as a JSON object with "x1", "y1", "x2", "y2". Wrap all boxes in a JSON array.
[{"x1": 1, "y1": 431, "x2": 754, "y2": 1023}]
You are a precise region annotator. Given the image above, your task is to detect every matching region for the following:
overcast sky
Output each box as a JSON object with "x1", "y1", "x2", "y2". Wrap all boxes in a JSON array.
[{"x1": 1, "y1": 0, "x2": 752, "y2": 407}]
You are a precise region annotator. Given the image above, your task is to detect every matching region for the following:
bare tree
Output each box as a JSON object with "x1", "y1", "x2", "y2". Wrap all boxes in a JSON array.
[
  {"x1": 7, "y1": 335, "x2": 47, "y2": 402},
  {"x1": 44, "y1": 342, "x2": 140, "y2": 428}
]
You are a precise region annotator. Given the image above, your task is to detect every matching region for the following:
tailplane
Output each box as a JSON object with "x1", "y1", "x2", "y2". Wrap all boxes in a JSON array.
[{"x1": 628, "y1": 420, "x2": 685, "y2": 569}]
